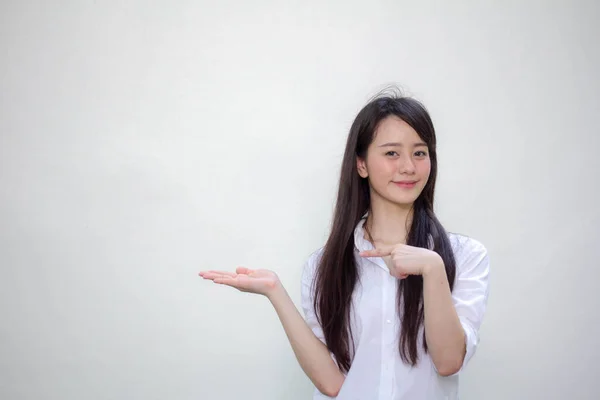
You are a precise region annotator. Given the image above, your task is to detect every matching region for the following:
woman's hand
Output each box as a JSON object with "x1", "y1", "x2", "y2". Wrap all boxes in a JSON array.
[
  {"x1": 359, "y1": 244, "x2": 443, "y2": 279},
  {"x1": 199, "y1": 267, "x2": 281, "y2": 297}
]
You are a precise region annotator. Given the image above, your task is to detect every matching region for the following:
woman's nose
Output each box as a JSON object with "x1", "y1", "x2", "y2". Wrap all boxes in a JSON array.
[{"x1": 398, "y1": 156, "x2": 416, "y2": 174}]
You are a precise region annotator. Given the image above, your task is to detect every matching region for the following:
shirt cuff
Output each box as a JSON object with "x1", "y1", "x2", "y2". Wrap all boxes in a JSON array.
[{"x1": 449, "y1": 317, "x2": 478, "y2": 376}]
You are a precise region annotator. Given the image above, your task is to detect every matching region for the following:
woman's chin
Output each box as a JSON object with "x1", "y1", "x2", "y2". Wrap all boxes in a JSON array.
[{"x1": 386, "y1": 195, "x2": 418, "y2": 207}]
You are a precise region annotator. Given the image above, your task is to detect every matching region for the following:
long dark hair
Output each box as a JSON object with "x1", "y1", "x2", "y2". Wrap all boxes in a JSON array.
[{"x1": 313, "y1": 91, "x2": 457, "y2": 373}]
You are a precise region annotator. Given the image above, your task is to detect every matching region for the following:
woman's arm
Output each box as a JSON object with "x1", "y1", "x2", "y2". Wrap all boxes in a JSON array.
[
  {"x1": 422, "y1": 263, "x2": 466, "y2": 376},
  {"x1": 268, "y1": 285, "x2": 345, "y2": 397},
  {"x1": 200, "y1": 267, "x2": 344, "y2": 397},
  {"x1": 360, "y1": 239, "x2": 490, "y2": 376},
  {"x1": 423, "y1": 240, "x2": 490, "y2": 376}
]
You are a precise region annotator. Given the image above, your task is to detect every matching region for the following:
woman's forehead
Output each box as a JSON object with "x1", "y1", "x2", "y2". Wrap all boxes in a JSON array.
[{"x1": 373, "y1": 116, "x2": 422, "y2": 145}]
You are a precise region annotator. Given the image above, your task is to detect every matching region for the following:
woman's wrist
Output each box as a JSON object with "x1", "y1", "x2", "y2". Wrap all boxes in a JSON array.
[
  {"x1": 266, "y1": 281, "x2": 287, "y2": 302},
  {"x1": 422, "y1": 254, "x2": 445, "y2": 278}
]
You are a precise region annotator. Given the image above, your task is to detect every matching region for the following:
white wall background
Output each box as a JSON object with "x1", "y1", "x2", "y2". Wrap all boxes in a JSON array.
[{"x1": 1, "y1": 1, "x2": 599, "y2": 399}]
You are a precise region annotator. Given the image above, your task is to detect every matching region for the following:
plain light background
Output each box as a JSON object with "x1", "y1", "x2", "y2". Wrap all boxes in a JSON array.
[{"x1": 1, "y1": 1, "x2": 599, "y2": 399}]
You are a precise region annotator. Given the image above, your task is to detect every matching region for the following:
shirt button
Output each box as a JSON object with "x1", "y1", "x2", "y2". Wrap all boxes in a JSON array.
[{"x1": 386, "y1": 319, "x2": 392, "y2": 324}]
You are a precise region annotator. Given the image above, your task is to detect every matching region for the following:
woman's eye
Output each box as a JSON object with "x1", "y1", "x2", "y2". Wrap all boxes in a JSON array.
[
  {"x1": 386, "y1": 151, "x2": 399, "y2": 156},
  {"x1": 414, "y1": 151, "x2": 427, "y2": 157}
]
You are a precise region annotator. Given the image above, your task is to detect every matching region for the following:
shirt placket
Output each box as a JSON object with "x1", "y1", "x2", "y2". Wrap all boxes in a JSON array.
[{"x1": 378, "y1": 262, "x2": 395, "y2": 400}]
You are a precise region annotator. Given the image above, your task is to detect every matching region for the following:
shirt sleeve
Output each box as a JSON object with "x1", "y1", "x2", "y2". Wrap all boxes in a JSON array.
[
  {"x1": 300, "y1": 253, "x2": 327, "y2": 344},
  {"x1": 450, "y1": 237, "x2": 491, "y2": 373}
]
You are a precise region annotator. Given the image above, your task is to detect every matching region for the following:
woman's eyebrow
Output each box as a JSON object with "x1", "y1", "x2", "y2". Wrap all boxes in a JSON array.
[{"x1": 378, "y1": 142, "x2": 428, "y2": 147}]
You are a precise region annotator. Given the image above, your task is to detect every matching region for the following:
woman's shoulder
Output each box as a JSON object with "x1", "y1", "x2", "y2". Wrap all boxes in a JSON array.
[
  {"x1": 447, "y1": 232, "x2": 486, "y2": 252},
  {"x1": 306, "y1": 246, "x2": 326, "y2": 264},
  {"x1": 446, "y1": 232, "x2": 489, "y2": 272},
  {"x1": 301, "y1": 247, "x2": 325, "y2": 280},
  {"x1": 300, "y1": 247, "x2": 325, "y2": 301}
]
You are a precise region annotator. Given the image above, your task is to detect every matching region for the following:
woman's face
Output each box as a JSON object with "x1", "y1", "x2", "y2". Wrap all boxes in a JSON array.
[{"x1": 357, "y1": 116, "x2": 431, "y2": 207}]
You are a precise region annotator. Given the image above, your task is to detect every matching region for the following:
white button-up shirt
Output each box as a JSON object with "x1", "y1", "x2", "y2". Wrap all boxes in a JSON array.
[{"x1": 301, "y1": 218, "x2": 490, "y2": 399}]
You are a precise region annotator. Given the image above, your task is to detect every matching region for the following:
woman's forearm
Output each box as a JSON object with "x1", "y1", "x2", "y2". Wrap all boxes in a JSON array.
[
  {"x1": 268, "y1": 286, "x2": 344, "y2": 397},
  {"x1": 422, "y1": 263, "x2": 466, "y2": 376}
]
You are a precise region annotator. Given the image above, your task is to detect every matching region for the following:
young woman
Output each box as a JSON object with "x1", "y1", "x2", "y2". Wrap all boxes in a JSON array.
[{"x1": 199, "y1": 93, "x2": 490, "y2": 399}]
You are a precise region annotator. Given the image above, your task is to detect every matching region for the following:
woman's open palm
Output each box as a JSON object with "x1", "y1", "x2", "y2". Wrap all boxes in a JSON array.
[{"x1": 199, "y1": 267, "x2": 280, "y2": 296}]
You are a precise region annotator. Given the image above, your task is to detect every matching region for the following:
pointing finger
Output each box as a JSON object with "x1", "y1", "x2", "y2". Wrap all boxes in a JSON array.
[{"x1": 359, "y1": 246, "x2": 393, "y2": 258}]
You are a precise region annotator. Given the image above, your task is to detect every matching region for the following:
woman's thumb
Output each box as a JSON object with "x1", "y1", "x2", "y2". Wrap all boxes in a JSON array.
[{"x1": 236, "y1": 266, "x2": 253, "y2": 275}]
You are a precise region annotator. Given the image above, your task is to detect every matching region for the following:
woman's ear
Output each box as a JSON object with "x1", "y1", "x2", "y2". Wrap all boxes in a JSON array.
[{"x1": 357, "y1": 157, "x2": 368, "y2": 178}]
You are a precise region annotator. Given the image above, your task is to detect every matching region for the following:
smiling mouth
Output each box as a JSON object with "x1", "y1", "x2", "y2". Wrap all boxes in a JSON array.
[{"x1": 393, "y1": 181, "x2": 418, "y2": 188}]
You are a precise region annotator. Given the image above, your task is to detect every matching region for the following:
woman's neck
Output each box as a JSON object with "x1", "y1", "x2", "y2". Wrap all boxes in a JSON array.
[{"x1": 365, "y1": 198, "x2": 413, "y2": 246}]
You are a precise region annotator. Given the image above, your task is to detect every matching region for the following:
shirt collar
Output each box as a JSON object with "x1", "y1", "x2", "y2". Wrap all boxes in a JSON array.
[
  {"x1": 353, "y1": 213, "x2": 435, "y2": 270},
  {"x1": 354, "y1": 216, "x2": 390, "y2": 271},
  {"x1": 354, "y1": 212, "x2": 435, "y2": 252},
  {"x1": 353, "y1": 213, "x2": 371, "y2": 252}
]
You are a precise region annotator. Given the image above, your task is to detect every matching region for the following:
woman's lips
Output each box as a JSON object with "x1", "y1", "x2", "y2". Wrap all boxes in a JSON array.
[{"x1": 393, "y1": 181, "x2": 417, "y2": 189}]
